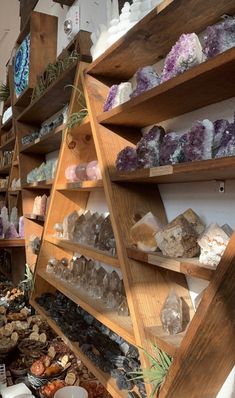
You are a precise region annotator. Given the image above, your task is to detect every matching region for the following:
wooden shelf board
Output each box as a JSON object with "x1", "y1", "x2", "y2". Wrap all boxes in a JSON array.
[
  {"x1": 22, "y1": 180, "x2": 53, "y2": 190},
  {"x1": 45, "y1": 235, "x2": 119, "y2": 268},
  {"x1": 20, "y1": 125, "x2": 65, "y2": 154},
  {"x1": 17, "y1": 61, "x2": 78, "y2": 124},
  {"x1": 146, "y1": 325, "x2": 186, "y2": 357},
  {"x1": 0, "y1": 165, "x2": 10, "y2": 176},
  {"x1": 127, "y1": 247, "x2": 214, "y2": 281},
  {"x1": 57, "y1": 180, "x2": 103, "y2": 191},
  {"x1": 13, "y1": 161, "x2": 19, "y2": 166},
  {"x1": 30, "y1": 299, "x2": 129, "y2": 398},
  {"x1": 69, "y1": 116, "x2": 91, "y2": 137},
  {"x1": 110, "y1": 156, "x2": 235, "y2": 184},
  {"x1": 0, "y1": 239, "x2": 25, "y2": 248},
  {"x1": 0, "y1": 136, "x2": 15, "y2": 151},
  {"x1": 8, "y1": 189, "x2": 21, "y2": 194},
  {"x1": 4, "y1": 96, "x2": 11, "y2": 108},
  {"x1": 14, "y1": 87, "x2": 33, "y2": 108},
  {"x1": 0, "y1": 188, "x2": 7, "y2": 192},
  {"x1": 87, "y1": 0, "x2": 235, "y2": 79},
  {"x1": 97, "y1": 48, "x2": 235, "y2": 127},
  {"x1": 38, "y1": 269, "x2": 135, "y2": 346},
  {"x1": 1, "y1": 117, "x2": 12, "y2": 132},
  {"x1": 25, "y1": 213, "x2": 45, "y2": 222}
]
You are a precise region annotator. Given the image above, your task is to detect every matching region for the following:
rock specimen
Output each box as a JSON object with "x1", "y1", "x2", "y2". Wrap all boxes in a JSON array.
[
  {"x1": 161, "y1": 33, "x2": 204, "y2": 83},
  {"x1": 183, "y1": 119, "x2": 214, "y2": 162},
  {"x1": 19, "y1": 216, "x2": 24, "y2": 238},
  {"x1": 86, "y1": 160, "x2": 102, "y2": 180},
  {"x1": 75, "y1": 163, "x2": 88, "y2": 181},
  {"x1": 103, "y1": 82, "x2": 132, "y2": 111},
  {"x1": 214, "y1": 114, "x2": 235, "y2": 158},
  {"x1": 131, "y1": 66, "x2": 160, "y2": 98},
  {"x1": 130, "y1": 212, "x2": 163, "y2": 251},
  {"x1": 5, "y1": 223, "x2": 19, "y2": 239},
  {"x1": 115, "y1": 146, "x2": 138, "y2": 171},
  {"x1": 63, "y1": 211, "x2": 79, "y2": 240},
  {"x1": 198, "y1": 223, "x2": 232, "y2": 267},
  {"x1": 160, "y1": 291, "x2": 183, "y2": 335},
  {"x1": 0, "y1": 217, "x2": 4, "y2": 238},
  {"x1": 159, "y1": 132, "x2": 183, "y2": 165},
  {"x1": 156, "y1": 209, "x2": 204, "y2": 257},
  {"x1": 203, "y1": 17, "x2": 235, "y2": 59},
  {"x1": 1, "y1": 207, "x2": 9, "y2": 233},
  {"x1": 136, "y1": 125, "x2": 165, "y2": 168}
]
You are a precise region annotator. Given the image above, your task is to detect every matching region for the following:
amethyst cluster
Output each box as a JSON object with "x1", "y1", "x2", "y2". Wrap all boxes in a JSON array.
[
  {"x1": 203, "y1": 17, "x2": 235, "y2": 59},
  {"x1": 131, "y1": 66, "x2": 160, "y2": 98},
  {"x1": 214, "y1": 114, "x2": 235, "y2": 158},
  {"x1": 182, "y1": 119, "x2": 214, "y2": 162},
  {"x1": 103, "y1": 85, "x2": 119, "y2": 112}
]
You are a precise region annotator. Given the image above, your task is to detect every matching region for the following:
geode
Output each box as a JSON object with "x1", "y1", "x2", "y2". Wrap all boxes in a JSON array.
[
  {"x1": 183, "y1": 119, "x2": 214, "y2": 162},
  {"x1": 131, "y1": 66, "x2": 160, "y2": 98},
  {"x1": 203, "y1": 17, "x2": 235, "y2": 59},
  {"x1": 136, "y1": 125, "x2": 165, "y2": 168},
  {"x1": 161, "y1": 33, "x2": 204, "y2": 83},
  {"x1": 115, "y1": 146, "x2": 138, "y2": 171}
]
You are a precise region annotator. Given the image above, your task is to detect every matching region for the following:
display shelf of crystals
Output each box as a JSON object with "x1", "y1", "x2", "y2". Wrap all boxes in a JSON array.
[
  {"x1": 56, "y1": 180, "x2": 103, "y2": 191},
  {"x1": 22, "y1": 180, "x2": 53, "y2": 189},
  {"x1": 0, "y1": 135, "x2": 15, "y2": 151},
  {"x1": 20, "y1": 124, "x2": 65, "y2": 154},
  {"x1": 97, "y1": 48, "x2": 235, "y2": 128},
  {"x1": 87, "y1": 0, "x2": 235, "y2": 79},
  {"x1": 127, "y1": 247, "x2": 214, "y2": 282},
  {"x1": 30, "y1": 299, "x2": 130, "y2": 398}
]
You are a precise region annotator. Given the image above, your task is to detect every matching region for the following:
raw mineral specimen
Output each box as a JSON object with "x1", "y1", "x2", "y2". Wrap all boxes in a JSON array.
[
  {"x1": 214, "y1": 115, "x2": 235, "y2": 158},
  {"x1": 160, "y1": 291, "x2": 183, "y2": 335},
  {"x1": 161, "y1": 33, "x2": 204, "y2": 83},
  {"x1": 213, "y1": 119, "x2": 231, "y2": 156},
  {"x1": 156, "y1": 214, "x2": 200, "y2": 257},
  {"x1": 1, "y1": 207, "x2": 9, "y2": 233},
  {"x1": 5, "y1": 223, "x2": 19, "y2": 239},
  {"x1": 131, "y1": 66, "x2": 160, "y2": 98},
  {"x1": 182, "y1": 208, "x2": 205, "y2": 235},
  {"x1": 10, "y1": 207, "x2": 18, "y2": 229},
  {"x1": 115, "y1": 146, "x2": 138, "y2": 171},
  {"x1": 19, "y1": 216, "x2": 24, "y2": 238},
  {"x1": 0, "y1": 217, "x2": 3, "y2": 238},
  {"x1": 159, "y1": 132, "x2": 183, "y2": 165},
  {"x1": 198, "y1": 223, "x2": 232, "y2": 267},
  {"x1": 103, "y1": 85, "x2": 118, "y2": 111},
  {"x1": 203, "y1": 17, "x2": 235, "y2": 59},
  {"x1": 63, "y1": 211, "x2": 79, "y2": 240},
  {"x1": 130, "y1": 212, "x2": 163, "y2": 251},
  {"x1": 136, "y1": 125, "x2": 165, "y2": 168},
  {"x1": 183, "y1": 119, "x2": 214, "y2": 162},
  {"x1": 103, "y1": 82, "x2": 132, "y2": 111}
]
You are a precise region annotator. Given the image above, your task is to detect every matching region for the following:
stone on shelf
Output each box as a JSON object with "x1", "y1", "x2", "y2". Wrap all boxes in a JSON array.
[
  {"x1": 159, "y1": 132, "x2": 183, "y2": 165},
  {"x1": 214, "y1": 114, "x2": 235, "y2": 159},
  {"x1": 203, "y1": 17, "x2": 235, "y2": 59},
  {"x1": 183, "y1": 119, "x2": 214, "y2": 162},
  {"x1": 161, "y1": 33, "x2": 204, "y2": 83},
  {"x1": 5, "y1": 223, "x2": 19, "y2": 239},
  {"x1": 131, "y1": 66, "x2": 160, "y2": 98},
  {"x1": 182, "y1": 208, "x2": 205, "y2": 235},
  {"x1": 115, "y1": 146, "x2": 138, "y2": 172},
  {"x1": 19, "y1": 216, "x2": 24, "y2": 238},
  {"x1": 136, "y1": 125, "x2": 165, "y2": 168},
  {"x1": 103, "y1": 82, "x2": 132, "y2": 112},
  {"x1": 160, "y1": 291, "x2": 183, "y2": 335},
  {"x1": 40, "y1": 194, "x2": 48, "y2": 216},
  {"x1": 130, "y1": 211, "x2": 163, "y2": 251},
  {"x1": 32, "y1": 196, "x2": 42, "y2": 215},
  {"x1": 86, "y1": 160, "x2": 102, "y2": 181},
  {"x1": 1, "y1": 207, "x2": 9, "y2": 233},
  {"x1": 0, "y1": 217, "x2": 4, "y2": 238},
  {"x1": 198, "y1": 223, "x2": 233, "y2": 267},
  {"x1": 156, "y1": 213, "x2": 201, "y2": 258},
  {"x1": 63, "y1": 211, "x2": 79, "y2": 240}
]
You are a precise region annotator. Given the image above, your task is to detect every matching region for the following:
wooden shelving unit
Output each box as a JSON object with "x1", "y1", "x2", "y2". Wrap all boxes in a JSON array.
[{"x1": 30, "y1": 1, "x2": 235, "y2": 397}]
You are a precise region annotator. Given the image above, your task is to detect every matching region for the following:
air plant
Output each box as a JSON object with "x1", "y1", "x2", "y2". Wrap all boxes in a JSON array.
[
  {"x1": 129, "y1": 344, "x2": 173, "y2": 397},
  {"x1": 0, "y1": 82, "x2": 10, "y2": 102},
  {"x1": 65, "y1": 84, "x2": 88, "y2": 130},
  {"x1": 18, "y1": 264, "x2": 34, "y2": 302}
]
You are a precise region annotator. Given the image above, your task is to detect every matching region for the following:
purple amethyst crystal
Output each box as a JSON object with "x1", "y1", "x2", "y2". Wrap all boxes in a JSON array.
[
  {"x1": 183, "y1": 119, "x2": 214, "y2": 162},
  {"x1": 136, "y1": 125, "x2": 165, "y2": 168},
  {"x1": 103, "y1": 85, "x2": 118, "y2": 112},
  {"x1": 115, "y1": 146, "x2": 138, "y2": 171},
  {"x1": 131, "y1": 66, "x2": 160, "y2": 98},
  {"x1": 0, "y1": 217, "x2": 3, "y2": 238},
  {"x1": 5, "y1": 223, "x2": 19, "y2": 239},
  {"x1": 213, "y1": 119, "x2": 231, "y2": 156},
  {"x1": 203, "y1": 17, "x2": 235, "y2": 59},
  {"x1": 161, "y1": 33, "x2": 204, "y2": 83},
  {"x1": 19, "y1": 216, "x2": 24, "y2": 238},
  {"x1": 215, "y1": 115, "x2": 235, "y2": 158},
  {"x1": 159, "y1": 132, "x2": 182, "y2": 165}
]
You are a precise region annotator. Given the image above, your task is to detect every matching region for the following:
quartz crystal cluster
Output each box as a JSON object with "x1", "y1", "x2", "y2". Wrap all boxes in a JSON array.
[
  {"x1": 46, "y1": 255, "x2": 129, "y2": 317},
  {"x1": 65, "y1": 160, "x2": 101, "y2": 182},
  {"x1": 57, "y1": 210, "x2": 116, "y2": 255},
  {"x1": 0, "y1": 207, "x2": 23, "y2": 239},
  {"x1": 32, "y1": 195, "x2": 50, "y2": 216},
  {"x1": 27, "y1": 159, "x2": 57, "y2": 183},
  {"x1": 198, "y1": 223, "x2": 233, "y2": 267},
  {"x1": 160, "y1": 292, "x2": 183, "y2": 335},
  {"x1": 203, "y1": 17, "x2": 235, "y2": 59},
  {"x1": 29, "y1": 235, "x2": 41, "y2": 254},
  {"x1": 36, "y1": 292, "x2": 146, "y2": 397}
]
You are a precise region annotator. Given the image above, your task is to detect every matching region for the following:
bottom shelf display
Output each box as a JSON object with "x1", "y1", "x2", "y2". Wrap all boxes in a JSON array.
[{"x1": 33, "y1": 291, "x2": 146, "y2": 398}]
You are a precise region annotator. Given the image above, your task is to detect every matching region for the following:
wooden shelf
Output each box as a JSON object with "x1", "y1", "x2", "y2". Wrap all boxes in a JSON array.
[
  {"x1": 37, "y1": 269, "x2": 135, "y2": 345},
  {"x1": 110, "y1": 157, "x2": 235, "y2": 184},
  {"x1": 57, "y1": 180, "x2": 103, "y2": 191},
  {"x1": 8, "y1": 189, "x2": 21, "y2": 194},
  {"x1": 17, "y1": 61, "x2": 78, "y2": 124},
  {"x1": 22, "y1": 180, "x2": 53, "y2": 190},
  {"x1": 30, "y1": 299, "x2": 129, "y2": 398},
  {"x1": 25, "y1": 213, "x2": 45, "y2": 222},
  {"x1": 20, "y1": 125, "x2": 65, "y2": 154},
  {"x1": 97, "y1": 48, "x2": 235, "y2": 128},
  {"x1": 69, "y1": 116, "x2": 91, "y2": 137},
  {"x1": 0, "y1": 165, "x2": 11, "y2": 176},
  {"x1": 0, "y1": 136, "x2": 15, "y2": 151},
  {"x1": 1, "y1": 117, "x2": 12, "y2": 132},
  {"x1": 87, "y1": 0, "x2": 235, "y2": 79},
  {"x1": 45, "y1": 235, "x2": 119, "y2": 268},
  {"x1": 0, "y1": 239, "x2": 25, "y2": 248},
  {"x1": 0, "y1": 188, "x2": 7, "y2": 192},
  {"x1": 127, "y1": 247, "x2": 215, "y2": 281}
]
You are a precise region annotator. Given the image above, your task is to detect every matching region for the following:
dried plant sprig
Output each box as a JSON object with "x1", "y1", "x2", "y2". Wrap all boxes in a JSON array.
[
  {"x1": 67, "y1": 109, "x2": 88, "y2": 130},
  {"x1": 129, "y1": 344, "x2": 173, "y2": 397},
  {"x1": 0, "y1": 82, "x2": 10, "y2": 102}
]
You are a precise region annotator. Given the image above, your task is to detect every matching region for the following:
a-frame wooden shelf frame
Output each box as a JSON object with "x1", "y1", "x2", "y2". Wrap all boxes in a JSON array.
[{"x1": 31, "y1": 1, "x2": 235, "y2": 397}]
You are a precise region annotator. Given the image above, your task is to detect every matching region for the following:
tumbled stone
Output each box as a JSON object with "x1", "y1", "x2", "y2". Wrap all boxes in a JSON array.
[
  {"x1": 160, "y1": 291, "x2": 183, "y2": 335},
  {"x1": 136, "y1": 125, "x2": 165, "y2": 168},
  {"x1": 130, "y1": 212, "x2": 163, "y2": 251},
  {"x1": 131, "y1": 66, "x2": 160, "y2": 98},
  {"x1": 156, "y1": 214, "x2": 200, "y2": 257},
  {"x1": 116, "y1": 146, "x2": 138, "y2": 172}
]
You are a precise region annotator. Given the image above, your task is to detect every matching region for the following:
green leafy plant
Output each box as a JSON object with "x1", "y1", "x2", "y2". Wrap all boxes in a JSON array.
[
  {"x1": 19, "y1": 264, "x2": 34, "y2": 299},
  {"x1": 0, "y1": 82, "x2": 10, "y2": 102},
  {"x1": 130, "y1": 344, "x2": 173, "y2": 397}
]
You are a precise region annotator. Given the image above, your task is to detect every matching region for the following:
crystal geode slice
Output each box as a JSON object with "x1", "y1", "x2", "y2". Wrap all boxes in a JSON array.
[
  {"x1": 203, "y1": 17, "x2": 235, "y2": 59},
  {"x1": 161, "y1": 33, "x2": 204, "y2": 83},
  {"x1": 131, "y1": 66, "x2": 160, "y2": 98},
  {"x1": 136, "y1": 125, "x2": 165, "y2": 168},
  {"x1": 115, "y1": 146, "x2": 138, "y2": 171},
  {"x1": 183, "y1": 119, "x2": 214, "y2": 162}
]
